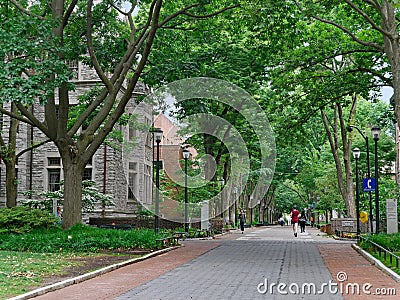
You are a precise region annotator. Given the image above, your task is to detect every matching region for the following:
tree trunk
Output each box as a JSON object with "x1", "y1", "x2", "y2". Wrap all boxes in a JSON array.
[
  {"x1": 61, "y1": 156, "x2": 84, "y2": 229},
  {"x1": 321, "y1": 102, "x2": 356, "y2": 217},
  {"x1": 380, "y1": 1, "x2": 400, "y2": 127},
  {"x1": 5, "y1": 103, "x2": 19, "y2": 208},
  {"x1": 5, "y1": 160, "x2": 17, "y2": 208}
]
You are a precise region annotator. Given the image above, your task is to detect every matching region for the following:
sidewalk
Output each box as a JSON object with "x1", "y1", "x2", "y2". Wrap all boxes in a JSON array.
[{"x1": 17, "y1": 226, "x2": 400, "y2": 299}]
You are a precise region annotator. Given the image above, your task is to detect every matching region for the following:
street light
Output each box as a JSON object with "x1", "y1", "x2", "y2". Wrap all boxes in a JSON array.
[
  {"x1": 233, "y1": 186, "x2": 238, "y2": 227},
  {"x1": 219, "y1": 178, "x2": 225, "y2": 219},
  {"x1": 371, "y1": 126, "x2": 381, "y2": 234},
  {"x1": 348, "y1": 125, "x2": 373, "y2": 233},
  {"x1": 353, "y1": 147, "x2": 361, "y2": 239},
  {"x1": 182, "y1": 149, "x2": 190, "y2": 233},
  {"x1": 154, "y1": 128, "x2": 163, "y2": 235}
]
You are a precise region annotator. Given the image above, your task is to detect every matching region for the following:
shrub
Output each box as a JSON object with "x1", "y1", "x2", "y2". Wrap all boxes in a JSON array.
[
  {"x1": 365, "y1": 233, "x2": 400, "y2": 252},
  {"x1": 0, "y1": 206, "x2": 58, "y2": 234},
  {"x1": 0, "y1": 224, "x2": 159, "y2": 253}
]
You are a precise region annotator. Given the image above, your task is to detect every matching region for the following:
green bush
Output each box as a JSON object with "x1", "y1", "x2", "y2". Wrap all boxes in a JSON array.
[
  {"x1": 361, "y1": 233, "x2": 400, "y2": 252},
  {"x1": 0, "y1": 224, "x2": 159, "y2": 253},
  {"x1": 0, "y1": 206, "x2": 58, "y2": 234}
]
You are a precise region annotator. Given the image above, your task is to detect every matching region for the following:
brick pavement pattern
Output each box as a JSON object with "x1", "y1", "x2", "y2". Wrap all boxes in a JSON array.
[
  {"x1": 319, "y1": 243, "x2": 400, "y2": 300},
  {"x1": 31, "y1": 240, "x2": 223, "y2": 300},
  {"x1": 114, "y1": 227, "x2": 344, "y2": 300},
  {"x1": 27, "y1": 226, "x2": 400, "y2": 300}
]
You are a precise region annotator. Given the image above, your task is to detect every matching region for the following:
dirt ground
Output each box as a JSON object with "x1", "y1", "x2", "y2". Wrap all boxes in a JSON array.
[{"x1": 38, "y1": 250, "x2": 149, "y2": 289}]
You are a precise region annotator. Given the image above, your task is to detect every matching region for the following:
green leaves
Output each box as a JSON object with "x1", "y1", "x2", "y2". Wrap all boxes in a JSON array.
[{"x1": 0, "y1": 15, "x2": 72, "y2": 104}]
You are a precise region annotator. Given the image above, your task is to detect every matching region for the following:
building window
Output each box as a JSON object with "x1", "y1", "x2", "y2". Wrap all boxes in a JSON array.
[
  {"x1": 68, "y1": 60, "x2": 79, "y2": 80},
  {"x1": 47, "y1": 157, "x2": 61, "y2": 192},
  {"x1": 48, "y1": 157, "x2": 61, "y2": 166},
  {"x1": 48, "y1": 169, "x2": 61, "y2": 192},
  {"x1": 128, "y1": 162, "x2": 138, "y2": 199},
  {"x1": 83, "y1": 158, "x2": 93, "y2": 181},
  {"x1": 83, "y1": 168, "x2": 92, "y2": 181}
]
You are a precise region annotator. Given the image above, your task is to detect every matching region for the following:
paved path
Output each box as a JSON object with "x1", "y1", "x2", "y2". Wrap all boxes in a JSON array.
[{"x1": 29, "y1": 226, "x2": 400, "y2": 300}]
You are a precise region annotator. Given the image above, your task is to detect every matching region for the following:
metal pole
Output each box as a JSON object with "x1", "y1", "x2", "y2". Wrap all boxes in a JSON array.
[
  {"x1": 348, "y1": 126, "x2": 373, "y2": 232},
  {"x1": 155, "y1": 139, "x2": 160, "y2": 235},
  {"x1": 355, "y1": 156, "x2": 360, "y2": 239},
  {"x1": 184, "y1": 156, "x2": 189, "y2": 233},
  {"x1": 374, "y1": 138, "x2": 379, "y2": 234},
  {"x1": 365, "y1": 136, "x2": 373, "y2": 233}
]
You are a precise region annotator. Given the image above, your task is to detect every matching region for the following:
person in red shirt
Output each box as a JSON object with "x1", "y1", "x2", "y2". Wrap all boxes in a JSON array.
[{"x1": 291, "y1": 206, "x2": 300, "y2": 237}]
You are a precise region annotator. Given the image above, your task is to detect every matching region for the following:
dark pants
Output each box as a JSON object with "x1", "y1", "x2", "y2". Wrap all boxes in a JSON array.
[
  {"x1": 240, "y1": 221, "x2": 244, "y2": 232},
  {"x1": 299, "y1": 221, "x2": 306, "y2": 232}
]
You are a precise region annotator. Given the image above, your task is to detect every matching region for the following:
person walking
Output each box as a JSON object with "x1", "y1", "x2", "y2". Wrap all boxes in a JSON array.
[
  {"x1": 291, "y1": 206, "x2": 300, "y2": 237},
  {"x1": 299, "y1": 212, "x2": 307, "y2": 233},
  {"x1": 239, "y1": 210, "x2": 245, "y2": 234},
  {"x1": 278, "y1": 216, "x2": 284, "y2": 226}
]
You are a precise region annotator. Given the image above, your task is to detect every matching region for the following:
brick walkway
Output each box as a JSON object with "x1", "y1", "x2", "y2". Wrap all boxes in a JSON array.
[
  {"x1": 29, "y1": 240, "x2": 223, "y2": 300},
  {"x1": 22, "y1": 227, "x2": 400, "y2": 300},
  {"x1": 319, "y1": 243, "x2": 400, "y2": 299}
]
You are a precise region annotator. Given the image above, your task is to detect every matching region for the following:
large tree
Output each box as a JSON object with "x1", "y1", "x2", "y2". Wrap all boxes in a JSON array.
[{"x1": 1, "y1": 0, "x2": 238, "y2": 229}]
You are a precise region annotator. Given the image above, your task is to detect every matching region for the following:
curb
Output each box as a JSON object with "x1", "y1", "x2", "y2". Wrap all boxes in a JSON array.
[
  {"x1": 351, "y1": 243, "x2": 400, "y2": 282},
  {"x1": 8, "y1": 246, "x2": 179, "y2": 300}
]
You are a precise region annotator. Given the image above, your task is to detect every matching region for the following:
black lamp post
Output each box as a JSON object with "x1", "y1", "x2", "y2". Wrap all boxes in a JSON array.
[
  {"x1": 182, "y1": 149, "x2": 190, "y2": 233},
  {"x1": 371, "y1": 126, "x2": 381, "y2": 234},
  {"x1": 154, "y1": 128, "x2": 163, "y2": 235},
  {"x1": 219, "y1": 178, "x2": 225, "y2": 219},
  {"x1": 353, "y1": 147, "x2": 361, "y2": 239},
  {"x1": 348, "y1": 125, "x2": 373, "y2": 233},
  {"x1": 233, "y1": 186, "x2": 238, "y2": 227}
]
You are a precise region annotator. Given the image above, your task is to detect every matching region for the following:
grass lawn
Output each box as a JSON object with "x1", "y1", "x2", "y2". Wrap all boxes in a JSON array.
[{"x1": 0, "y1": 250, "x2": 102, "y2": 299}]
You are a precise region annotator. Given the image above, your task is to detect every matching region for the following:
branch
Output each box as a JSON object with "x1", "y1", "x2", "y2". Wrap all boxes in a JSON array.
[
  {"x1": 86, "y1": 0, "x2": 113, "y2": 92},
  {"x1": 16, "y1": 104, "x2": 50, "y2": 137},
  {"x1": 63, "y1": 0, "x2": 79, "y2": 28},
  {"x1": 279, "y1": 182, "x2": 308, "y2": 204},
  {"x1": 159, "y1": 3, "x2": 239, "y2": 27},
  {"x1": 182, "y1": 4, "x2": 240, "y2": 19},
  {"x1": 9, "y1": 0, "x2": 44, "y2": 19},
  {"x1": 108, "y1": 0, "x2": 138, "y2": 16},
  {"x1": 312, "y1": 15, "x2": 384, "y2": 51},
  {"x1": 0, "y1": 107, "x2": 33, "y2": 125},
  {"x1": 83, "y1": 0, "x2": 162, "y2": 159},
  {"x1": 17, "y1": 138, "x2": 51, "y2": 158},
  {"x1": 343, "y1": 0, "x2": 390, "y2": 36}
]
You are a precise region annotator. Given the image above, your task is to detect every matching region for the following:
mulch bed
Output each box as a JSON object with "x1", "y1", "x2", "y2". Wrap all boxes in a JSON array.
[{"x1": 38, "y1": 250, "x2": 150, "y2": 289}]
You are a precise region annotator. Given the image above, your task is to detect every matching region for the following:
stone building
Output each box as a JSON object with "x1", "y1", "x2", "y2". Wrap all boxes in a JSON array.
[{"x1": 0, "y1": 61, "x2": 153, "y2": 218}]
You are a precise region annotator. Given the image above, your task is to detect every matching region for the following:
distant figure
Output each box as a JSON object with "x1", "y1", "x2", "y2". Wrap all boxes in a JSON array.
[
  {"x1": 291, "y1": 206, "x2": 300, "y2": 237},
  {"x1": 299, "y1": 212, "x2": 307, "y2": 233},
  {"x1": 278, "y1": 216, "x2": 284, "y2": 226},
  {"x1": 239, "y1": 210, "x2": 245, "y2": 234},
  {"x1": 56, "y1": 206, "x2": 62, "y2": 225}
]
